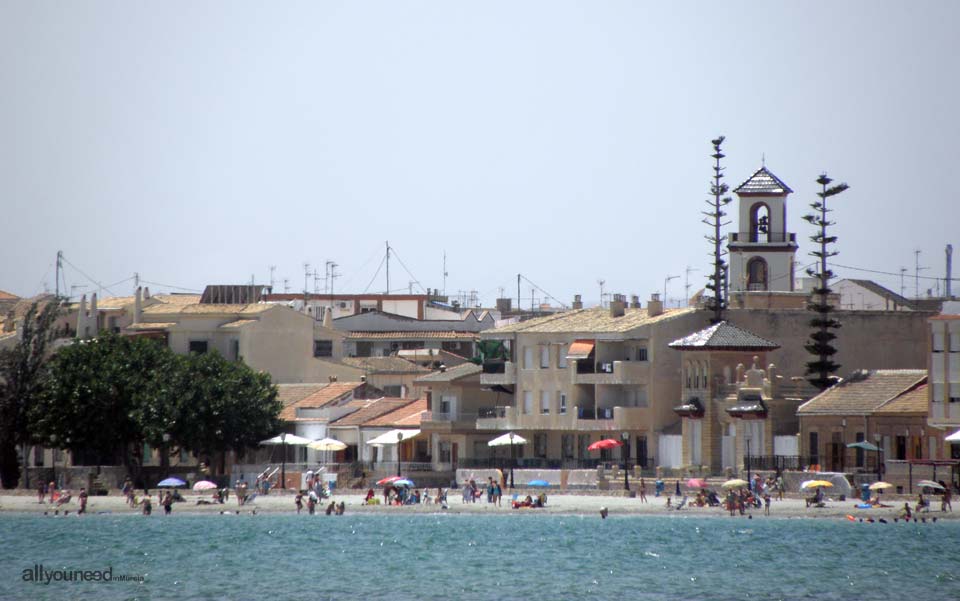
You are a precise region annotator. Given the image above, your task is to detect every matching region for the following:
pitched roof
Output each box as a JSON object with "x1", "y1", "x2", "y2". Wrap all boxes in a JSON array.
[
  {"x1": 278, "y1": 381, "x2": 367, "y2": 421},
  {"x1": 345, "y1": 331, "x2": 478, "y2": 340},
  {"x1": 142, "y1": 303, "x2": 274, "y2": 316},
  {"x1": 152, "y1": 294, "x2": 202, "y2": 305},
  {"x1": 415, "y1": 362, "x2": 482, "y2": 383},
  {"x1": 486, "y1": 307, "x2": 695, "y2": 335},
  {"x1": 328, "y1": 398, "x2": 414, "y2": 426},
  {"x1": 874, "y1": 382, "x2": 928, "y2": 415},
  {"x1": 668, "y1": 321, "x2": 779, "y2": 351},
  {"x1": 796, "y1": 370, "x2": 927, "y2": 415},
  {"x1": 733, "y1": 166, "x2": 793, "y2": 195},
  {"x1": 220, "y1": 319, "x2": 258, "y2": 329},
  {"x1": 92, "y1": 296, "x2": 136, "y2": 310},
  {"x1": 0, "y1": 290, "x2": 20, "y2": 301},
  {"x1": 342, "y1": 356, "x2": 431, "y2": 374},
  {"x1": 842, "y1": 279, "x2": 915, "y2": 309},
  {"x1": 126, "y1": 322, "x2": 178, "y2": 331},
  {"x1": 364, "y1": 398, "x2": 428, "y2": 427}
]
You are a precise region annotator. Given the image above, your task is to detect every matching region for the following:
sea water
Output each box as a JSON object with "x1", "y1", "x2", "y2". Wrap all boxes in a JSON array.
[{"x1": 0, "y1": 513, "x2": 957, "y2": 600}]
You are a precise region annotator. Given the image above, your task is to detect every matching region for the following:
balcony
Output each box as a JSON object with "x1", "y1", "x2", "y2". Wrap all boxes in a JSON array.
[
  {"x1": 480, "y1": 360, "x2": 516, "y2": 386},
  {"x1": 476, "y1": 405, "x2": 650, "y2": 432},
  {"x1": 421, "y1": 411, "x2": 479, "y2": 432},
  {"x1": 729, "y1": 232, "x2": 796, "y2": 245},
  {"x1": 573, "y1": 360, "x2": 649, "y2": 385}
]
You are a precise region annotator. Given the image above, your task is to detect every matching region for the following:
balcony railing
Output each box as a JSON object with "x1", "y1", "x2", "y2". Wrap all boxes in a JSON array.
[
  {"x1": 744, "y1": 455, "x2": 819, "y2": 472},
  {"x1": 480, "y1": 361, "x2": 516, "y2": 385},
  {"x1": 573, "y1": 360, "x2": 649, "y2": 385},
  {"x1": 729, "y1": 232, "x2": 796, "y2": 244},
  {"x1": 478, "y1": 406, "x2": 508, "y2": 418}
]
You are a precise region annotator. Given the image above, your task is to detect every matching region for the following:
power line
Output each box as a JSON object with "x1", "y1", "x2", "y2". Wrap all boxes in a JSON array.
[
  {"x1": 519, "y1": 274, "x2": 568, "y2": 309},
  {"x1": 833, "y1": 262, "x2": 955, "y2": 283},
  {"x1": 390, "y1": 248, "x2": 427, "y2": 294},
  {"x1": 362, "y1": 255, "x2": 387, "y2": 294},
  {"x1": 139, "y1": 279, "x2": 203, "y2": 293},
  {"x1": 59, "y1": 254, "x2": 119, "y2": 296}
]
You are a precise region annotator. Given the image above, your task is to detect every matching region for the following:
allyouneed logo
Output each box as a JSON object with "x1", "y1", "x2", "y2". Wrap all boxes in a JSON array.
[{"x1": 21, "y1": 564, "x2": 144, "y2": 585}]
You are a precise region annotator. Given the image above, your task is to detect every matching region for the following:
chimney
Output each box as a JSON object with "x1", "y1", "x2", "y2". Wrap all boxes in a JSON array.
[
  {"x1": 144, "y1": 286, "x2": 151, "y2": 300},
  {"x1": 610, "y1": 293, "x2": 626, "y2": 318},
  {"x1": 322, "y1": 307, "x2": 332, "y2": 328},
  {"x1": 947, "y1": 244, "x2": 954, "y2": 298},
  {"x1": 328, "y1": 375, "x2": 338, "y2": 383},
  {"x1": 647, "y1": 293, "x2": 663, "y2": 317},
  {"x1": 360, "y1": 375, "x2": 366, "y2": 383},
  {"x1": 77, "y1": 294, "x2": 87, "y2": 338},
  {"x1": 495, "y1": 298, "x2": 512, "y2": 313},
  {"x1": 439, "y1": 363, "x2": 447, "y2": 373},
  {"x1": 572, "y1": 294, "x2": 583, "y2": 310},
  {"x1": 630, "y1": 294, "x2": 641, "y2": 308},
  {"x1": 90, "y1": 293, "x2": 98, "y2": 332},
  {"x1": 133, "y1": 286, "x2": 142, "y2": 325}
]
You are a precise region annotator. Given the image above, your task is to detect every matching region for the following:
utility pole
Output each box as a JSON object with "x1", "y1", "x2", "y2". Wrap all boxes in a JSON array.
[
  {"x1": 443, "y1": 251, "x2": 448, "y2": 296},
  {"x1": 900, "y1": 267, "x2": 907, "y2": 298},
  {"x1": 517, "y1": 274, "x2": 521, "y2": 311},
  {"x1": 269, "y1": 265, "x2": 276, "y2": 290},
  {"x1": 385, "y1": 241, "x2": 391, "y2": 294},
  {"x1": 597, "y1": 279, "x2": 605, "y2": 308},
  {"x1": 55, "y1": 250, "x2": 64, "y2": 299}
]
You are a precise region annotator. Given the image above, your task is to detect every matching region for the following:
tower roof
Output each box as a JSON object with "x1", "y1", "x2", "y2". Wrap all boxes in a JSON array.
[
  {"x1": 668, "y1": 321, "x2": 780, "y2": 351},
  {"x1": 733, "y1": 166, "x2": 793, "y2": 195}
]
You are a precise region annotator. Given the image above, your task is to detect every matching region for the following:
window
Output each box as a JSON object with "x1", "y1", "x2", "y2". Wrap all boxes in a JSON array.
[
  {"x1": 558, "y1": 345, "x2": 568, "y2": 369},
  {"x1": 933, "y1": 332, "x2": 945, "y2": 352},
  {"x1": 895, "y1": 435, "x2": 907, "y2": 460},
  {"x1": 540, "y1": 390, "x2": 551, "y2": 414},
  {"x1": 439, "y1": 441, "x2": 452, "y2": 463},
  {"x1": 540, "y1": 346, "x2": 550, "y2": 368},
  {"x1": 188, "y1": 340, "x2": 208, "y2": 354},
  {"x1": 808, "y1": 432, "x2": 819, "y2": 463},
  {"x1": 636, "y1": 346, "x2": 648, "y2": 361},
  {"x1": 33, "y1": 446, "x2": 44, "y2": 467},
  {"x1": 523, "y1": 347, "x2": 534, "y2": 369},
  {"x1": 523, "y1": 391, "x2": 533, "y2": 414},
  {"x1": 383, "y1": 385, "x2": 403, "y2": 397},
  {"x1": 559, "y1": 392, "x2": 567, "y2": 415},
  {"x1": 951, "y1": 333, "x2": 960, "y2": 352},
  {"x1": 534, "y1": 433, "x2": 548, "y2": 458},
  {"x1": 747, "y1": 257, "x2": 769, "y2": 291},
  {"x1": 855, "y1": 432, "x2": 865, "y2": 467},
  {"x1": 577, "y1": 434, "x2": 591, "y2": 459},
  {"x1": 231, "y1": 339, "x2": 240, "y2": 361},
  {"x1": 440, "y1": 395, "x2": 455, "y2": 419},
  {"x1": 561, "y1": 434, "x2": 574, "y2": 459},
  {"x1": 313, "y1": 340, "x2": 333, "y2": 357}
]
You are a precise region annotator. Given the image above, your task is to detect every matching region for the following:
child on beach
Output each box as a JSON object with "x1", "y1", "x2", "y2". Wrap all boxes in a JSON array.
[
  {"x1": 162, "y1": 492, "x2": 173, "y2": 515},
  {"x1": 763, "y1": 493, "x2": 771, "y2": 516},
  {"x1": 639, "y1": 478, "x2": 647, "y2": 503},
  {"x1": 295, "y1": 491, "x2": 303, "y2": 513},
  {"x1": 141, "y1": 495, "x2": 152, "y2": 516},
  {"x1": 78, "y1": 488, "x2": 88, "y2": 514},
  {"x1": 37, "y1": 482, "x2": 46, "y2": 504}
]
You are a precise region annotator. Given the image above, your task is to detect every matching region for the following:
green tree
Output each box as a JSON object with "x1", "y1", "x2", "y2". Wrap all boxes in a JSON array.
[
  {"x1": 0, "y1": 301, "x2": 61, "y2": 488},
  {"x1": 704, "y1": 136, "x2": 733, "y2": 324},
  {"x1": 173, "y1": 351, "x2": 280, "y2": 474},
  {"x1": 803, "y1": 173, "x2": 849, "y2": 390}
]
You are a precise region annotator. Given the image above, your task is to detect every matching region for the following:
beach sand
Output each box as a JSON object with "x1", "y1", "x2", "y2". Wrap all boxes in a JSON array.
[{"x1": 2, "y1": 489, "x2": 954, "y2": 521}]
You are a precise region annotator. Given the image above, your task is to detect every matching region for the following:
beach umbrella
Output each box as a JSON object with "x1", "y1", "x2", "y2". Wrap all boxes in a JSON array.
[
  {"x1": 308, "y1": 437, "x2": 347, "y2": 451},
  {"x1": 800, "y1": 480, "x2": 834, "y2": 490},
  {"x1": 193, "y1": 480, "x2": 218, "y2": 491},
  {"x1": 260, "y1": 433, "x2": 313, "y2": 489},
  {"x1": 846, "y1": 441, "x2": 881, "y2": 452},
  {"x1": 487, "y1": 432, "x2": 527, "y2": 446},
  {"x1": 945, "y1": 429, "x2": 960, "y2": 442},
  {"x1": 687, "y1": 478, "x2": 707, "y2": 489},
  {"x1": 157, "y1": 477, "x2": 186, "y2": 488},
  {"x1": 527, "y1": 480, "x2": 550, "y2": 487},
  {"x1": 722, "y1": 479, "x2": 748, "y2": 489},
  {"x1": 917, "y1": 480, "x2": 945, "y2": 490},
  {"x1": 377, "y1": 476, "x2": 403, "y2": 486},
  {"x1": 587, "y1": 438, "x2": 623, "y2": 451},
  {"x1": 393, "y1": 479, "x2": 415, "y2": 488},
  {"x1": 868, "y1": 481, "x2": 893, "y2": 491}
]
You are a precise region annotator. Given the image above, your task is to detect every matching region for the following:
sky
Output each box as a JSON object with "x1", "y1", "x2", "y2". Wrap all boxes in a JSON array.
[{"x1": 3, "y1": 1, "x2": 959, "y2": 308}]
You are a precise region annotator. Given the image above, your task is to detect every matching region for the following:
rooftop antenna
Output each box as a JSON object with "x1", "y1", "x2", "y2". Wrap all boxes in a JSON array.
[
  {"x1": 684, "y1": 266, "x2": 699, "y2": 307},
  {"x1": 70, "y1": 284, "x2": 87, "y2": 301},
  {"x1": 597, "y1": 279, "x2": 605, "y2": 308},
  {"x1": 269, "y1": 265, "x2": 276, "y2": 290},
  {"x1": 761, "y1": 152, "x2": 766, "y2": 167},
  {"x1": 283, "y1": 278, "x2": 290, "y2": 293},
  {"x1": 55, "y1": 250, "x2": 64, "y2": 299},
  {"x1": 443, "y1": 251, "x2": 448, "y2": 296},
  {"x1": 517, "y1": 274, "x2": 521, "y2": 310},
  {"x1": 385, "y1": 241, "x2": 391, "y2": 295},
  {"x1": 664, "y1": 274, "x2": 679, "y2": 308},
  {"x1": 303, "y1": 262, "x2": 311, "y2": 295},
  {"x1": 329, "y1": 262, "x2": 339, "y2": 296},
  {"x1": 914, "y1": 250, "x2": 927, "y2": 299},
  {"x1": 899, "y1": 267, "x2": 907, "y2": 298}
]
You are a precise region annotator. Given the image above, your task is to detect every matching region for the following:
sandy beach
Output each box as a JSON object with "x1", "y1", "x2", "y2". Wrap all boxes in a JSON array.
[{"x1": 2, "y1": 489, "x2": 955, "y2": 521}]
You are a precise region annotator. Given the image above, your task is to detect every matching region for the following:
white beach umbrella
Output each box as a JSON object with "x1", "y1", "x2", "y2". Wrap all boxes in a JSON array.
[
  {"x1": 488, "y1": 432, "x2": 528, "y2": 447},
  {"x1": 308, "y1": 438, "x2": 348, "y2": 451},
  {"x1": 260, "y1": 433, "x2": 313, "y2": 446}
]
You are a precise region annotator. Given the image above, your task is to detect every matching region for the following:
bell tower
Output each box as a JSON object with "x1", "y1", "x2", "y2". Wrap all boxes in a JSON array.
[{"x1": 728, "y1": 166, "x2": 798, "y2": 293}]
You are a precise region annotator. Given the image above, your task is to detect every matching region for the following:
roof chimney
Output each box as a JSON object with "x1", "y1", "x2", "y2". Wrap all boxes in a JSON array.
[
  {"x1": 77, "y1": 294, "x2": 87, "y2": 338},
  {"x1": 610, "y1": 293, "x2": 626, "y2": 318},
  {"x1": 495, "y1": 298, "x2": 512, "y2": 313},
  {"x1": 630, "y1": 294, "x2": 641, "y2": 308},
  {"x1": 322, "y1": 308, "x2": 332, "y2": 328},
  {"x1": 572, "y1": 294, "x2": 583, "y2": 310},
  {"x1": 143, "y1": 286, "x2": 150, "y2": 300},
  {"x1": 647, "y1": 293, "x2": 663, "y2": 317},
  {"x1": 90, "y1": 293, "x2": 98, "y2": 332},
  {"x1": 439, "y1": 363, "x2": 447, "y2": 372},
  {"x1": 328, "y1": 375, "x2": 338, "y2": 383}
]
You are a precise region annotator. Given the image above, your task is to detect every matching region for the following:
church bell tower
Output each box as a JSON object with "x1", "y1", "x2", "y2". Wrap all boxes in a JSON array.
[{"x1": 728, "y1": 166, "x2": 798, "y2": 293}]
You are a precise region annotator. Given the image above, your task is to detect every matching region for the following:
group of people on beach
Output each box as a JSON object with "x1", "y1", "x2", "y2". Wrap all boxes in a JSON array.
[{"x1": 462, "y1": 477, "x2": 503, "y2": 506}]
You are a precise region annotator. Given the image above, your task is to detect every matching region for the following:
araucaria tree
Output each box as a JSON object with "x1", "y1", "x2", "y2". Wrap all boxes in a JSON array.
[
  {"x1": 803, "y1": 173, "x2": 849, "y2": 390},
  {"x1": 703, "y1": 136, "x2": 733, "y2": 324}
]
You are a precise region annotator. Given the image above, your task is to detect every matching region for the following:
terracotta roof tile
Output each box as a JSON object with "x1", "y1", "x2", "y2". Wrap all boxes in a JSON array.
[
  {"x1": 0, "y1": 290, "x2": 20, "y2": 301},
  {"x1": 797, "y1": 370, "x2": 927, "y2": 415},
  {"x1": 415, "y1": 362, "x2": 481, "y2": 383},
  {"x1": 345, "y1": 331, "x2": 478, "y2": 340},
  {"x1": 343, "y1": 356, "x2": 431, "y2": 374},
  {"x1": 328, "y1": 398, "x2": 414, "y2": 426},
  {"x1": 875, "y1": 383, "x2": 928, "y2": 415},
  {"x1": 486, "y1": 307, "x2": 695, "y2": 335},
  {"x1": 125, "y1": 322, "x2": 177, "y2": 331},
  {"x1": 278, "y1": 382, "x2": 367, "y2": 421},
  {"x1": 365, "y1": 398, "x2": 428, "y2": 427},
  {"x1": 220, "y1": 319, "x2": 258, "y2": 329},
  {"x1": 669, "y1": 321, "x2": 779, "y2": 351},
  {"x1": 152, "y1": 294, "x2": 202, "y2": 305}
]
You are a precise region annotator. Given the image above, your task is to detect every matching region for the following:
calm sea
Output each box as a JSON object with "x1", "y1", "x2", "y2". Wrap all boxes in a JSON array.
[{"x1": 0, "y1": 513, "x2": 956, "y2": 601}]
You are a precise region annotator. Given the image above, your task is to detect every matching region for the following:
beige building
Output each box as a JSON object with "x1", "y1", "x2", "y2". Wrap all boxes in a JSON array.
[
  {"x1": 342, "y1": 356, "x2": 431, "y2": 398},
  {"x1": 929, "y1": 314, "x2": 960, "y2": 447}
]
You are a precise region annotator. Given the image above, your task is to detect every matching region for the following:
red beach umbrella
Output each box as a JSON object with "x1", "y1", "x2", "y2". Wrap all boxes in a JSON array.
[
  {"x1": 587, "y1": 438, "x2": 623, "y2": 452},
  {"x1": 686, "y1": 478, "x2": 708, "y2": 489},
  {"x1": 377, "y1": 476, "x2": 403, "y2": 486}
]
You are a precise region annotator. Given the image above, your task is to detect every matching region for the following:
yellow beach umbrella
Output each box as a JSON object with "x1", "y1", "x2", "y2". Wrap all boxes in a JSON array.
[
  {"x1": 868, "y1": 481, "x2": 893, "y2": 491},
  {"x1": 801, "y1": 480, "x2": 834, "y2": 489},
  {"x1": 722, "y1": 479, "x2": 749, "y2": 489}
]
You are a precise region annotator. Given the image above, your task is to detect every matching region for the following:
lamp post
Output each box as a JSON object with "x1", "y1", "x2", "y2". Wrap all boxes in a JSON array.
[
  {"x1": 280, "y1": 432, "x2": 287, "y2": 490},
  {"x1": 161, "y1": 432, "x2": 171, "y2": 473},
  {"x1": 397, "y1": 431, "x2": 404, "y2": 477},
  {"x1": 509, "y1": 432, "x2": 515, "y2": 490},
  {"x1": 874, "y1": 433, "x2": 882, "y2": 481},
  {"x1": 50, "y1": 434, "x2": 57, "y2": 491},
  {"x1": 622, "y1": 432, "x2": 630, "y2": 491}
]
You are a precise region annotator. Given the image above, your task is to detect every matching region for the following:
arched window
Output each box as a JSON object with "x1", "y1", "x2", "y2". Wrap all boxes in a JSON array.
[
  {"x1": 749, "y1": 202, "x2": 770, "y2": 243},
  {"x1": 747, "y1": 257, "x2": 768, "y2": 291}
]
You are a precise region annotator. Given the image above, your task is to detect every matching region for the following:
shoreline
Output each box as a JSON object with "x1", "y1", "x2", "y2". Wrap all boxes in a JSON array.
[{"x1": 2, "y1": 491, "x2": 955, "y2": 521}]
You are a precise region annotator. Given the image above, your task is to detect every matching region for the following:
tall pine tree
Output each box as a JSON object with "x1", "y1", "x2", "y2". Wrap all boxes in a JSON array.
[
  {"x1": 803, "y1": 173, "x2": 849, "y2": 390},
  {"x1": 703, "y1": 136, "x2": 733, "y2": 324}
]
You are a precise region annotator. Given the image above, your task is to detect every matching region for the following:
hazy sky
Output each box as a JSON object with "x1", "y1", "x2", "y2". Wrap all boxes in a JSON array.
[{"x1": 4, "y1": 1, "x2": 959, "y2": 307}]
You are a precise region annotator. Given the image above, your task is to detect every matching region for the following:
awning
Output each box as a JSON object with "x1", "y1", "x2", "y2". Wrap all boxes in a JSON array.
[
  {"x1": 566, "y1": 339, "x2": 595, "y2": 360},
  {"x1": 726, "y1": 398, "x2": 768, "y2": 419},
  {"x1": 673, "y1": 398, "x2": 705, "y2": 419},
  {"x1": 946, "y1": 429, "x2": 960, "y2": 442},
  {"x1": 366, "y1": 429, "x2": 420, "y2": 445}
]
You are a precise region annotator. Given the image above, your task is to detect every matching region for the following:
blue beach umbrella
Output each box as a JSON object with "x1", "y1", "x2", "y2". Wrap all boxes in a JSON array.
[
  {"x1": 393, "y1": 479, "x2": 415, "y2": 488},
  {"x1": 527, "y1": 480, "x2": 550, "y2": 487},
  {"x1": 157, "y1": 477, "x2": 186, "y2": 488}
]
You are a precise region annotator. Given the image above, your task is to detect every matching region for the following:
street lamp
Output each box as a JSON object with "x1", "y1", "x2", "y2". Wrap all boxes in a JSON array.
[
  {"x1": 161, "y1": 432, "x2": 171, "y2": 473},
  {"x1": 509, "y1": 432, "x2": 515, "y2": 490},
  {"x1": 874, "y1": 433, "x2": 883, "y2": 481},
  {"x1": 397, "y1": 431, "x2": 404, "y2": 477},
  {"x1": 622, "y1": 432, "x2": 630, "y2": 491}
]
